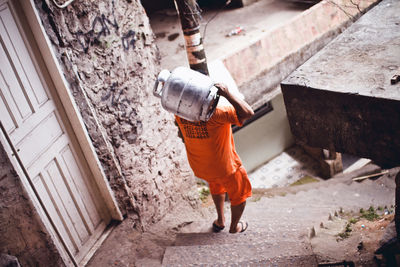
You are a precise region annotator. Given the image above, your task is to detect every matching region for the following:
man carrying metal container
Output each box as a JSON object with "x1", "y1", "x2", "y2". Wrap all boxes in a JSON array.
[{"x1": 175, "y1": 82, "x2": 254, "y2": 233}]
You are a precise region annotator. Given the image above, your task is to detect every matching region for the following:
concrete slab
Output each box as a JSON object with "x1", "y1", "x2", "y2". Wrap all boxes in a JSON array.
[
  {"x1": 281, "y1": 0, "x2": 400, "y2": 168},
  {"x1": 162, "y1": 239, "x2": 316, "y2": 266},
  {"x1": 149, "y1": 0, "x2": 308, "y2": 71}
]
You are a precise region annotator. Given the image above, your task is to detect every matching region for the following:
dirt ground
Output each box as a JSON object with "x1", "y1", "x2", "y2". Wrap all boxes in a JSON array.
[
  {"x1": 87, "y1": 198, "x2": 216, "y2": 266},
  {"x1": 311, "y1": 211, "x2": 396, "y2": 266}
]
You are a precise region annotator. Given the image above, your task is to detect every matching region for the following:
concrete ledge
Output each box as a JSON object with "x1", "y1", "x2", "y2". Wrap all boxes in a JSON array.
[
  {"x1": 239, "y1": 28, "x2": 344, "y2": 108},
  {"x1": 219, "y1": 0, "x2": 378, "y2": 106},
  {"x1": 281, "y1": 0, "x2": 400, "y2": 168}
]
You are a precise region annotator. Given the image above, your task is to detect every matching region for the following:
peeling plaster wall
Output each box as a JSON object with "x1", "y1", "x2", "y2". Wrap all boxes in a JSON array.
[
  {"x1": 32, "y1": 0, "x2": 198, "y2": 226},
  {"x1": 0, "y1": 143, "x2": 64, "y2": 266}
]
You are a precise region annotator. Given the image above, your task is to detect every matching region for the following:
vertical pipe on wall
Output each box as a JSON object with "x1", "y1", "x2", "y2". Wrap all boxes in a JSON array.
[{"x1": 174, "y1": 0, "x2": 209, "y2": 75}]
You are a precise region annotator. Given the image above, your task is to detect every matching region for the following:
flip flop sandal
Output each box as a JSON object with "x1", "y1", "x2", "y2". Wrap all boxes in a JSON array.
[
  {"x1": 238, "y1": 221, "x2": 248, "y2": 233},
  {"x1": 212, "y1": 222, "x2": 225, "y2": 232}
]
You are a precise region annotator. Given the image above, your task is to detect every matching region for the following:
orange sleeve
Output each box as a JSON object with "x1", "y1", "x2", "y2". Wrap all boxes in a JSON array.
[{"x1": 210, "y1": 106, "x2": 243, "y2": 127}]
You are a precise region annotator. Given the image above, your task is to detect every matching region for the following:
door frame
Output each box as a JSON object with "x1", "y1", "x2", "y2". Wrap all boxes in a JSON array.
[{"x1": 0, "y1": 0, "x2": 123, "y2": 265}]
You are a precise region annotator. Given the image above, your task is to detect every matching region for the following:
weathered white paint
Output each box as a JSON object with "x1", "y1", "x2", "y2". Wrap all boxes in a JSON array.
[
  {"x1": 0, "y1": 1, "x2": 120, "y2": 265},
  {"x1": 234, "y1": 91, "x2": 294, "y2": 173}
]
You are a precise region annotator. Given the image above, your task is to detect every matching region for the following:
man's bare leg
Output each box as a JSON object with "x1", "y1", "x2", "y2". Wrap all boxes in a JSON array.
[
  {"x1": 212, "y1": 193, "x2": 226, "y2": 228},
  {"x1": 229, "y1": 201, "x2": 246, "y2": 233}
]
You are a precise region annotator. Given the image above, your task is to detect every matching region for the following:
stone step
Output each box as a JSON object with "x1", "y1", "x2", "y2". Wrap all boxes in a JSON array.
[
  {"x1": 220, "y1": 255, "x2": 318, "y2": 267},
  {"x1": 243, "y1": 211, "x2": 332, "y2": 230},
  {"x1": 173, "y1": 211, "x2": 317, "y2": 234},
  {"x1": 162, "y1": 172, "x2": 396, "y2": 267},
  {"x1": 163, "y1": 255, "x2": 317, "y2": 267},
  {"x1": 173, "y1": 227, "x2": 306, "y2": 247},
  {"x1": 173, "y1": 218, "x2": 311, "y2": 240},
  {"x1": 162, "y1": 238, "x2": 315, "y2": 266}
]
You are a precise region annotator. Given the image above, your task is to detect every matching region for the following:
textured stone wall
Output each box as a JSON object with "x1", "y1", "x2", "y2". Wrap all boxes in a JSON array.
[
  {"x1": 0, "y1": 143, "x2": 64, "y2": 266},
  {"x1": 33, "y1": 0, "x2": 198, "y2": 226}
]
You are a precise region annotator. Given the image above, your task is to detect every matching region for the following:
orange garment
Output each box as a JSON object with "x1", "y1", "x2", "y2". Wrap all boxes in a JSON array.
[
  {"x1": 176, "y1": 105, "x2": 252, "y2": 205},
  {"x1": 175, "y1": 105, "x2": 243, "y2": 180},
  {"x1": 208, "y1": 166, "x2": 252, "y2": 206}
]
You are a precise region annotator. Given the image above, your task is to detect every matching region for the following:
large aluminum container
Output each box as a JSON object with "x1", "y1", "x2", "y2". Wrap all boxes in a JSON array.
[{"x1": 153, "y1": 67, "x2": 220, "y2": 122}]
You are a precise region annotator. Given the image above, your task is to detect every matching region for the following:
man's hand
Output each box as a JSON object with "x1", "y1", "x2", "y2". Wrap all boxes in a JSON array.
[
  {"x1": 214, "y1": 83, "x2": 254, "y2": 125},
  {"x1": 214, "y1": 83, "x2": 229, "y2": 98}
]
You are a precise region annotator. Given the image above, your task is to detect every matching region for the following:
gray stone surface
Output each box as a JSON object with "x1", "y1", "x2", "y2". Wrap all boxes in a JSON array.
[
  {"x1": 281, "y1": 0, "x2": 400, "y2": 168},
  {"x1": 163, "y1": 240, "x2": 316, "y2": 266},
  {"x1": 240, "y1": 26, "x2": 351, "y2": 109},
  {"x1": 161, "y1": 167, "x2": 396, "y2": 266},
  {"x1": 84, "y1": 165, "x2": 397, "y2": 266},
  {"x1": 173, "y1": 230, "x2": 302, "y2": 247}
]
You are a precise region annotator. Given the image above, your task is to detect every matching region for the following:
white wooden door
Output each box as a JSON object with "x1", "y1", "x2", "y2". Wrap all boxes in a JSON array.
[{"x1": 0, "y1": 2, "x2": 111, "y2": 264}]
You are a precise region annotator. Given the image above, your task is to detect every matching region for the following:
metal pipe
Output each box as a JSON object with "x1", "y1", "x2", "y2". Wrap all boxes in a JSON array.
[{"x1": 174, "y1": 0, "x2": 209, "y2": 75}]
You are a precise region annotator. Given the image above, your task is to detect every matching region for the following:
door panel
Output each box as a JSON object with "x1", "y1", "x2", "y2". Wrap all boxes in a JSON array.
[
  {"x1": 0, "y1": 73, "x2": 16, "y2": 132},
  {"x1": 39, "y1": 167, "x2": 84, "y2": 253},
  {"x1": 33, "y1": 173, "x2": 78, "y2": 253},
  {"x1": 59, "y1": 147, "x2": 102, "y2": 228},
  {"x1": 0, "y1": 4, "x2": 48, "y2": 107},
  {"x1": 0, "y1": 41, "x2": 34, "y2": 121},
  {"x1": 16, "y1": 112, "x2": 63, "y2": 167},
  {"x1": 0, "y1": 2, "x2": 111, "y2": 263}
]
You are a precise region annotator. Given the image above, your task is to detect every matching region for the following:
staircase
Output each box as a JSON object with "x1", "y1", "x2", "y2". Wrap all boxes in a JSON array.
[
  {"x1": 161, "y1": 168, "x2": 396, "y2": 266},
  {"x1": 163, "y1": 224, "x2": 317, "y2": 266}
]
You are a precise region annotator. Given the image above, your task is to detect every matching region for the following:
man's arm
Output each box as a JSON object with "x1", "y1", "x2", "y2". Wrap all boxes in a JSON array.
[{"x1": 215, "y1": 83, "x2": 254, "y2": 124}]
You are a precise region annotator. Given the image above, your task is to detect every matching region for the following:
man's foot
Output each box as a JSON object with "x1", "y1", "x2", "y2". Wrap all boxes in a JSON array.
[
  {"x1": 212, "y1": 220, "x2": 225, "y2": 233},
  {"x1": 229, "y1": 221, "x2": 248, "y2": 234}
]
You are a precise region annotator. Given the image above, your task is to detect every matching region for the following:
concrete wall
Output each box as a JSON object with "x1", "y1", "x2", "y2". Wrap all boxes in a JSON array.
[
  {"x1": 234, "y1": 92, "x2": 294, "y2": 172},
  {"x1": 0, "y1": 143, "x2": 64, "y2": 267},
  {"x1": 231, "y1": 0, "x2": 379, "y2": 173},
  {"x1": 223, "y1": 0, "x2": 379, "y2": 109},
  {"x1": 281, "y1": 0, "x2": 400, "y2": 168},
  {"x1": 31, "y1": 0, "x2": 197, "y2": 226}
]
